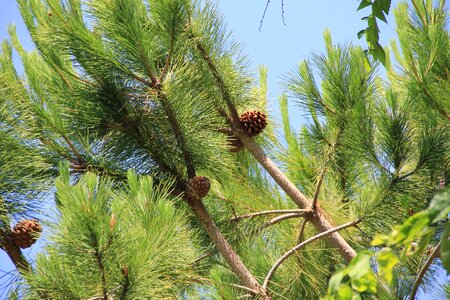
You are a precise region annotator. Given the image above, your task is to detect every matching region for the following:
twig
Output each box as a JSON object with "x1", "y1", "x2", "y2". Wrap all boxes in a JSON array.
[
  {"x1": 262, "y1": 219, "x2": 361, "y2": 290},
  {"x1": 230, "y1": 283, "x2": 259, "y2": 295},
  {"x1": 158, "y1": 93, "x2": 196, "y2": 178},
  {"x1": 231, "y1": 209, "x2": 309, "y2": 222},
  {"x1": 94, "y1": 249, "x2": 108, "y2": 300},
  {"x1": 311, "y1": 168, "x2": 326, "y2": 210},
  {"x1": 296, "y1": 218, "x2": 308, "y2": 243},
  {"x1": 259, "y1": 0, "x2": 271, "y2": 31},
  {"x1": 261, "y1": 213, "x2": 306, "y2": 230},
  {"x1": 409, "y1": 241, "x2": 442, "y2": 300},
  {"x1": 281, "y1": 0, "x2": 286, "y2": 25}
]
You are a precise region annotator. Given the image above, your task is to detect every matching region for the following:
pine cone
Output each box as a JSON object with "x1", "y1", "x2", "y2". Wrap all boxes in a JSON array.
[
  {"x1": 12, "y1": 219, "x2": 42, "y2": 249},
  {"x1": 239, "y1": 110, "x2": 267, "y2": 136},
  {"x1": 228, "y1": 134, "x2": 243, "y2": 153},
  {"x1": 188, "y1": 176, "x2": 211, "y2": 199}
]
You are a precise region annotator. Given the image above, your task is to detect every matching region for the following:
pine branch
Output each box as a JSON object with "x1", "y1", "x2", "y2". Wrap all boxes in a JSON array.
[
  {"x1": 311, "y1": 168, "x2": 325, "y2": 210},
  {"x1": 192, "y1": 28, "x2": 357, "y2": 262},
  {"x1": 192, "y1": 38, "x2": 240, "y2": 125},
  {"x1": 231, "y1": 209, "x2": 309, "y2": 222},
  {"x1": 296, "y1": 218, "x2": 308, "y2": 243},
  {"x1": 158, "y1": 92, "x2": 196, "y2": 178},
  {"x1": 261, "y1": 212, "x2": 306, "y2": 230},
  {"x1": 94, "y1": 249, "x2": 108, "y2": 300},
  {"x1": 0, "y1": 199, "x2": 31, "y2": 275},
  {"x1": 409, "y1": 241, "x2": 442, "y2": 300},
  {"x1": 235, "y1": 132, "x2": 357, "y2": 262},
  {"x1": 262, "y1": 219, "x2": 361, "y2": 290},
  {"x1": 0, "y1": 229, "x2": 31, "y2": 274},
  {"x1": 185, "y1": 196, "x2": 271, "y2": 299}
]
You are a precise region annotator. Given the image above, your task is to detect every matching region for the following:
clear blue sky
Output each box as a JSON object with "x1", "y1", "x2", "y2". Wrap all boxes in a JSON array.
[{"x1": 0, "y1": 0, "x2": 445, "y2": 299}]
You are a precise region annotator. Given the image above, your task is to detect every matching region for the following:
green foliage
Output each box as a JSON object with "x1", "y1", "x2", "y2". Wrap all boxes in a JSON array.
[
  {"x1": 0, "y1": 0, "x2": 448, "y2": 299},
  {"x1": 24, "y1": 170, "x2": 202, "y2": 299},
  {"x1": 357, "y1": 0, "x2": 391, "y2": 64},
  {"x1": 325, "y1": 188, "x2": 450, "y2": 299}
]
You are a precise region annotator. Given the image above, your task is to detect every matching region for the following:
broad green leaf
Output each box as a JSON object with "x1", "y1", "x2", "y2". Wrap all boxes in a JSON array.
[
  {"x1": 336, "y1": 284, "x2": 353, "y2": 300},
  {"x1": 379, "y1": 0, "x2": 391, "y2": 14},
  {"x1": 369, "y1": 44, "x2": 386, "y2": 65},
  {"x1": 358, "y1": 0, "x2": 372, "y2": 11},
  {"x1": 441, "y1": 222, "x2": 450, "y2": 274},
  {"x1": 348, "y1": 253, "x2": 377, "y2": 293},
  {"x1": 328, "y1": 270, "x2": 348, "y2": 293},
  {"x1": 372, "y1": 1, "x2": 387, "y2": 23},
  {"x1": 428, "y1": 187, "x2": 450, "y2": 222},
  {"x1": 376, "y1": 249, "x2": 399, "y2": 285},
  {"x1": 392, "y1": 212, "x2": 429, "y2": 244},
  {"x1": 357, "y1": 29, "x2": 366, "y2": 39}
]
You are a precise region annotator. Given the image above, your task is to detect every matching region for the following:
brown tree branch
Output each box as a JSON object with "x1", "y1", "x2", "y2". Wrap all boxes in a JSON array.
[
  {"x1": 235, "y1": 132, "x2": 357, "y2": 262},
  {"x1": 231, "y1": 209, "x2": 309, "y2": 222},
  {"x1": 296, "y1": 218, "x2": 308, "y2": 244},
  {"x1": 186, "y1": 197, "x2": 271, "y2": 299},
  {"x1": 262, "y1": 219, "x2": 361, "y2": 290},
  {"x1": 409, "y1": 241, "x2": 442, "y2": 300},
  {"x1": 0, "y1": 229, "x2": 31, "y2": 274},
  {"x1": 311, "y1": 168, "x2": 325, "y2": 210},
  {"x1": 0, "y1": 198, "x2": 31, "y2": 274},
  {"x1": 158, "y1": 93, "x2": 196, "y2": 178},
  {"x1": 261, "y1": 212, "x2": 306, "y2": 230}
]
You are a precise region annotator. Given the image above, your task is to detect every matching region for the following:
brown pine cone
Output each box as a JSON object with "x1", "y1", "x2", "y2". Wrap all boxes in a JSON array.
[
  {"x1": 239, "y1": 110, "x2": 267, "y2": 136},
  {"x1": 228, "y1": 134, "x2": 243, "y2": 153},
  {"x1": 12, "y1": 219, "x2": 42, "y2": 249},
  {"x1": 188, "y1": 176, "x2": 211, "y2": 200}
]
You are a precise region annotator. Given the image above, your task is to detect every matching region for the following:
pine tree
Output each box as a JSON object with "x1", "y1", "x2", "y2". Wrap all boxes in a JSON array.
[{"x1": 0, "y1": 0, "x2": 448, "y2": 299}]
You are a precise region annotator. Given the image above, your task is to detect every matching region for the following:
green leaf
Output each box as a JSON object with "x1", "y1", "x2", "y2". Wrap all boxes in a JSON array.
[
  {"x1": 348, "y1": 253, "x2": 377, "y2": 293},
  {"x1": 357, "y1": 29, "x2": 366, "y2": 39},
  {"x1": 392, "y1": 212, "x2": 430, "y2": 244},
  {"x1": 337, "y1": 284, "x2": 353, "y2": 300},
  {"x1": 369, "y1": 43, "x2": 386, "y2": 65},
  {"x1": 358, "y1": 0, "x2": 373, "y2": 11},
  {"x1": 379, "y1": 0, "x2": 391, "y2": 14},
  {"x1": 441, "y1": 222, "x2": 450, "y2": 274},
  {"x1": 328, "y1": 270, "x2": 348, "y2": 294},
  {"x1": 372, "y1": 1, "x2": 387, "y2": 23},
  {"x1": 376, "y1": 249, "x2": 399, "y2": 285},
  {"x1": 428, "y1": 187, "x2": 450, "y2": 222}
]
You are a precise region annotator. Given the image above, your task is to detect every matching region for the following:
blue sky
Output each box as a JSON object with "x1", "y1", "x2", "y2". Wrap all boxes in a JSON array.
[{"x1": 0, "y1": 0, "x2": 446, "y2": 299}]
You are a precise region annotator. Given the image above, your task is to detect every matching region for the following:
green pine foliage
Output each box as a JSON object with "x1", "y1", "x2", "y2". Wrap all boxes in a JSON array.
[
  {"x1": 0, "y1": 0, "x2": 448, "y2": 299},
  {"x1": 24, "y1": 169, "x2": 202, "y2": 299}
]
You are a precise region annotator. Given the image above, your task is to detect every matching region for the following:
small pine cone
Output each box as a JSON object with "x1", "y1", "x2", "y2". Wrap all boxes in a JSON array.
[
  {"x1": 228, "y1": 135, "x2": 243, "y2": 153},
  {"x1": 239, "y1": 110, "x2": 267, "y2": 136},
  {"x1": 188, "y1": 176, "x2": 211, "y2": 200},
  {"x1": 12, "y1": 219, "x2": 42, "y2": 249}
]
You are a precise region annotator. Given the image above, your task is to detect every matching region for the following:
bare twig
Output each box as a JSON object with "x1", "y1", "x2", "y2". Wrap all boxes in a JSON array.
[
  {"x1": 281, "y1": 0, "x2": 286, "y2": 25},
  {"x1": 311, "y1": 168, "x2": 325, "y2": 210},
  {"x1": 230, "y1": 283, "x2": 259, "y2": 294},
  {"x1": 259, "y1": 0, "x2": 271, "y2": 31},
  {"x1": 94, "y1": 249, "x2": 108, "y2": 300},
  {"x1": 296, "y1": 218, "x2": 308, "y2": 243},
  {"x1": 261, "y1": 213, "x2": 306, "y2": 229},
  {"x1": 231, "y1": 209, "x2": 309, "y2": 222},
  {"x1": 409, "y1": 241, "x2": 442, "y2": 300},
  {"x1": 262, "y1": 219, "x2": 361, "y2": 290}
]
